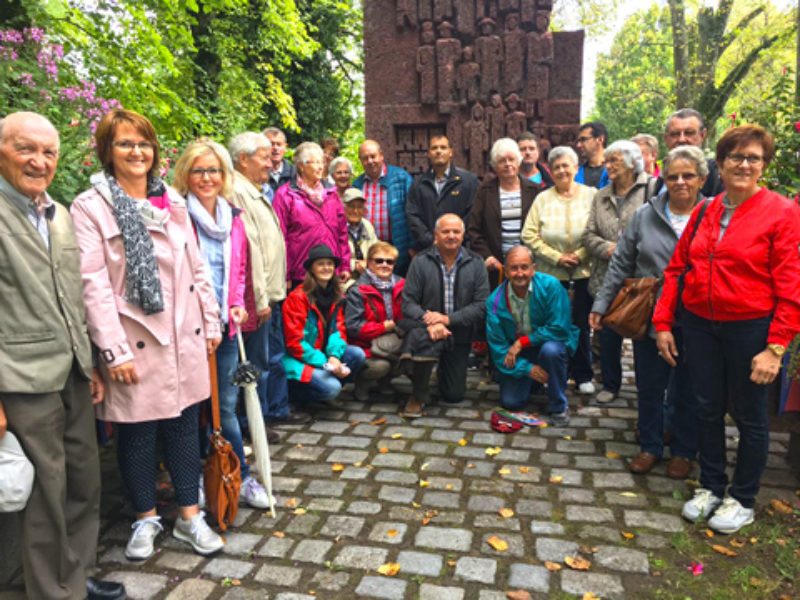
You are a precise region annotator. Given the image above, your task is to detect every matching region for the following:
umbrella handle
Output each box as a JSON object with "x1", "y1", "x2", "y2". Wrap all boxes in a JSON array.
[{"x1": 235, "y1": 327, "x2": 248, "y2": 364}]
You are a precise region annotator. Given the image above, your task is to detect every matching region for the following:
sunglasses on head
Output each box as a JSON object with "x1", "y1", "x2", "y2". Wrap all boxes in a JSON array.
[{"x1": 370, "y1": 258, "x2": 395, "y2": 265}]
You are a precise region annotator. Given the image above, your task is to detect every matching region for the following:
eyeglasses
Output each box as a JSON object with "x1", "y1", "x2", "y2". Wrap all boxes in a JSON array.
[
  {"x1": 576, "y1": 136, "x2": 594, "y2": 144},
  {"x1": 726, "y1": 154, "x2": 763, "y2": 166},
  {"x1": 189, "y1": 167, "x2": 223, "y2": 178},
  {"x1": 665, "y1": 173, "x2": 698, "y2": 182},
  {"x1": 370, "y1": 258, "x2": 395, "y2": 265},
  {"x1": 603, "y1": 156, "x2": 622, "y2": 165},
  {"x1": 113, "y1": 141, "x2": 155, "y2": 152}
]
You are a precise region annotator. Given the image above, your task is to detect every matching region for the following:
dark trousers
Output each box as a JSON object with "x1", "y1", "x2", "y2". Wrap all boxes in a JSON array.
[
  {"x1": 288, "y1": 346, "x2": 366, "y2": 403},
  {"x1": 498, "y1": 341, "x2": 569, "y2": 414},
  {"x1": 633, "y1": 329, "x2": 696, "y2": 458},
  {"x1": 562, "y1": 278, "x2": 593, "y2": 384},
  {"x1": 598, "y1": 327, "x2": 623, "y2": 393},
  {"x1": 243, "y1": 301, "x2": 290, "y2": 421},
  {"x1": 117, "y1": 403, "x2": 201, "y2": 513},
  {"x1": 412, "y1": 342, "x2": 471, "y2": 404},
  {"x1": 682, "y1": 311, "x2": 771, "y2": 508},
  {"x1": 1, "y1": 363, "x2": 100, "y2": 600}
]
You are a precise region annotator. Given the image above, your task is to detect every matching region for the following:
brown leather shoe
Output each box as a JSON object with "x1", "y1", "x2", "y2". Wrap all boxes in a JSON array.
[
  {"x1": 666, "y1": 456, "x2": 692, "y2": 479},
  {"x1": 399, "y1": 396, "x2": 423, "y2": 418},
  {"x1": 629, "y1": 452, "x2": 660, "y2": 474}
]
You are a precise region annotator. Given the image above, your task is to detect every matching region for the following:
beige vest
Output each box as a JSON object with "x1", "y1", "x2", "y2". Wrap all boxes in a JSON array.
[{"x1": 0, "y1": 191, "x2": 92, "y2": 393}]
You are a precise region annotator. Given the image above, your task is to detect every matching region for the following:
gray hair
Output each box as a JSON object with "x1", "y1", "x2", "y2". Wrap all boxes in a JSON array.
[
  {"x1": 631, "y1": 133, "x2": 658, "y2": 155},
  {"x1": 489, "y1": 137, "x2": 522, "y2": 167},
  {"x1": 504, "y1": 244, "x2": 534, "y2": 265},
  {"x1": 328, "y1": 156, "x2": 353, "y2": 176},
  {"x1": 0, "y1": 111, "x2": 60, "y2": 149},
  {"x1": 662, "y1": 145, "x2": 709, "y2": 178},
  {"x1": 294, "y1": 141, "x2": 323, "y2": 166},
  {"x1": 604, "y1": 140, "x2": 644, "y2": 174},
  {"x1": 547, "y1": 145, "x2": 579, "y2": 168},
  {"x1": 262, "y1": 126, "x2": 286, "y2": 141},
  {"x1": 228, "y1": 132, "x2": 271, "y2": 165},
  {"x1": 664, "y1": 108, "x2": 706, "y2": 135},
  {"x1": 434, "y1": 213, "x2": 465, "y2": 232}
]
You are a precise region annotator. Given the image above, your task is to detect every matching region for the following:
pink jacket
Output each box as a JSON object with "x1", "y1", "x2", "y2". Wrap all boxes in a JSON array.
[
  {"x1": 273, "y1": 181, "x2": 351, "y2": 282},
  {"x1": 70, "y1": 176, "x2": 221, "y2": 423}
]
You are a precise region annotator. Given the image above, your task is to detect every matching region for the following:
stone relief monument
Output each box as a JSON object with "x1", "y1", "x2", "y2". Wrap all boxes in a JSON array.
[{"x1": 364, "y1": 0, "x2": 584, "y2": 177}]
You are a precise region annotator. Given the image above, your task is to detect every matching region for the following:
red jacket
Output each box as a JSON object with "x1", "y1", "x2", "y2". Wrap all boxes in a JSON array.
[
  {"x1": 344, "y1": 276, "x2": 405, "y2": 357},
  {"x1": 653, "y1": 188, "x2": 800, "y2": 346}
]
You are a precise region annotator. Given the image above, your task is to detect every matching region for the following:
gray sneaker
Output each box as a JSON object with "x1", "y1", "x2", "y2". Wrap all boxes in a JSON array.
[
  {"x1": 549, "y1": 412, "x2": 570, "y2": 427},
  {"x1": 173, "y1": 511, "x2": 224, "y2": 555},
  {"x1": 595, "y1": 390, "x2": 616, "y2": 404},
  {"x1": 124, "y1": 516, "x2": 163, "y2": 560},
  {"x1": 682, "y1": 488, "x2": 723, "y2": 522},
  {"x1": 707, "y1": 497, "x2": 754, "y2": 534}
]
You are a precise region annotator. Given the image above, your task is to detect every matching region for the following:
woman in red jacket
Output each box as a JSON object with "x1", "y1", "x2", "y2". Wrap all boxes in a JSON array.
[{"x1": 653, "y1": 125, "x2": 800, "y2": 534}]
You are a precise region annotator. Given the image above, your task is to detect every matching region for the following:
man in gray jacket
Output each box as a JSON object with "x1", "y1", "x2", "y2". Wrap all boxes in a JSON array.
[
  {"x1": 401, "y1": 214, "x2": 489, "y2": 417},
  {"x1": 0, "y1": 112, "x2": 124, "y2": 600}
]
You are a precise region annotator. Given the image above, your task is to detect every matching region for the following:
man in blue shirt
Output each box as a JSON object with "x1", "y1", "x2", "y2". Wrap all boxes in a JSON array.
[{"x1": 575, "y1": 121, "x2": 609, "y2": 189}]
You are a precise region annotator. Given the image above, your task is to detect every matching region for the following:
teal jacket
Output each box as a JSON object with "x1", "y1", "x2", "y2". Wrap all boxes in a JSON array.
[{"x1": 485, "y1": 273, "x2": 579, "y2": 379}]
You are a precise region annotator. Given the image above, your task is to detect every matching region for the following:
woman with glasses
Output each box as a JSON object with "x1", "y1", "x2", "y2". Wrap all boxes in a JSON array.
[
  {"x1": 345, "y1": 242, "x2": 406, "y2": 401},
  {"x1": 581, "y1": 141, "x2": 657, "y2": 404},
  {"x1": 70, "y1": 110, "x2": 224, "y2": 560},
  {"x1": 173, "y1": 138, "x2": 273, "y2": 510},
  {"x1": 589, "y1": 145, "x2": 707, "y2": 477},
  {"x1": 329, "y1": 156, "x2": 354, "y2": 201},
  {"x1": 654, "y1": 125, "x2": 800, "y2": 533},
  {"x1": 273, "y1": 142, "x2": 350, "y2": 288}
]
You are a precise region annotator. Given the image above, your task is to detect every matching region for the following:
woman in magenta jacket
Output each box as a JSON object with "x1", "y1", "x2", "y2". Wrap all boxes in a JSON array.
[
  {"x1": 653, "y1": 125, "x2": 800, "y2": 534},
  {"x1": 273, "y1": 142, "x2": 351, "y2": 288}
]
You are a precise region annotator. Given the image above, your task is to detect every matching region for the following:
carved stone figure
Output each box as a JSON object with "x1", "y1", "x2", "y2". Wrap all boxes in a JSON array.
[
  {"x1": 524, "y1": 63, "x2": 550, "y2": 110},
  {"x1": 498, "y1": 0, "x2": 519, "y2": 11},
  {"x1": 463, "y1": 102, "x2": 489, "y2": 175},
  {"x1": 520, "y1": 0, "x2": 536, "y2": 24},
  {"x1": 502, "y1": 13, "x2": 526, "y2": 94},
  {"x1": 416, "y1": 22, "x2": 437, "y2": 104},
  {"x1": 504, "y1": 93, "x2": 527, "y2": 139},
  {"x1": 527, "y1": 30, "x2": 554, "y2": 64},
  {"x1": 433, "y1": 0, "x2": 453, "y2": 22},
  {"x1": 436, "y1": 21, "x2": 462, "y2": 112},
  {"x1": 455, "y1": 0, "x2": 475, "y2": 35},
  {"x1": 475, "y1": 18, "x2": 503, "y2": 96},
  {"x1": 418, "y1": 0, "x2": 433, "y2": 21},
  {"x1": 396, "y1": 0, "x2": 417, "y2": 28},
  {"x1": 457, "y1": 46, "x2": 481, "y2": 104},
  {"x1": 535, "y1": 11, "x2": 550, "y2": 33},
  {"x1": 487, "y1": 93, "x2": 507, "y2": 142}
]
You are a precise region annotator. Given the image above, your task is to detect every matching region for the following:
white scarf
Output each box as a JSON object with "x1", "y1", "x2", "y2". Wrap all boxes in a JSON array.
[{"x1": 188, "y1": 194, "x2": 232, "y2": 323}]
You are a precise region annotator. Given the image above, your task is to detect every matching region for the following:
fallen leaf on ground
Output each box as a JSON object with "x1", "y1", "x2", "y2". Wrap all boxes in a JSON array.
[
  {"x1": 447, "y1": 560, "x2": 456, "y2": 566},
  {"x1": 467, "y1": 463, "x2": 476, "y2": 469},
  {"x1": 579, "y1": 545, "x2": 597, "y2": 554},
  {"x1": 419, "y1": 480, "x2": 430, "y2": 487},
  {"x1": 272, "y1": 532, "x2": 285, "y2": 538},
  {"x1": 379, "y1": 447, "x2": 389, "y2": 453},
  {"x1": 386, "y1": 529, "x2": 399, "y2": 537},
  {"x1": 499, "y1": 508, "x2": 515, "y2": 519},
  {"x1": 231, "y1": 580, "x2": 241, "y2": 586},
  {"x1": 619, "y1": 491, "x2": 637, "y2": 498},
  {"x1": 605, "y1": 451, "x2": 620, "y2": 459},
  {"x1": 519, "y1": 466, "x2": 531, "y2": 473},
  {"x1": 704, "y1": 529, "x2": 714, "y2": 538},
  {"x1": 425, "y1": 509, "x2": 438, "y2": 517},
  {"x1": 445, "y1": 484, "x2": 453, "y2": 490},
  {"x1": 486, "y1": 446, "x2": 502, "y2": 456},
  {"x1": 563, "y1": 435, "x2": 572, "y2": 440},
  {"x1": 544, "y1": 561, "x2": 562, "y2": 571},
  {"x1": 284, "y1": 498, "x2": 298, "y2": 508},
  {"x1": 458, "y1": 438, "x2": 467, "y2": 446},
  {"x1": 293, "y1": 508, "x2": 307, "y2": 515},
  {"x1": 685, "y1": 479, "x2": 700, "y2": 487},
  {"x1": 422, "y1": 517, "x2": 431, "y2": 525},
  {"x1": 294, "y1": 444, "x2": 303, "y2": 448},
  {"x1": 411, "y1": 501, "x2": 421, "y2": 508},
  {"x1": 349, "y1": 421, "x2": 359, "y2": 426},
  {"x1": 687, "y1": 561, "x2": 704, "y2": 576},
  {"x1": 354, "y1": 461, "x2": 363, "y2": 467},
  {"x1": 370, "y1": 417, "x2": 387, "y2": 425},
  {"x1": 711, "y1": 544, "x2": 737, "y2": 557},
  {"x1": 487, "y1": 536, "x2": 509, "y2": 551},
  {"x1": 376, "y1": 562, "x2": 400, "y2": 576},
  {"x1": 506, "y1": 591, "x2": 532, "y2": 600},
  {"x1": 776, "y1": 538, "x2": 787, "y2": 547},
  {"x1": 749, "y1": 577, "x2": 763, "y2": 587},
  {"x1": 730, "y1": 538, "x2": 745, "y2": 548},
  {"x1": 771, "y1": 499, "x2": 793, "y2": 514},
  {"x1": 421, "y1": 462, "x2": 430, "y2": 470},
  {"x1": 620, "y1": 531, "x2": 635, "y2": 540},
  {"x1": 449, "y1": 460, "x2": 457, "y2": 466},
  {"x1": 331, "y1": 463, "x2": 345, "y2": 472},
  {"x1": 582, "y1": 594, "x2": 599, "y2": 600},
  {"x1": 498, "y1": 468, "x2": 511, "y2": 475},
  {"x1": 549, "y1": 476, "x2": 563, "y2": 484},
  {"x1": 391, "y1": 433, "x2": 403, "y2": 439},
  {"x1": 749, "y1": 537, "x2": 758, "y2": 544},
  {"x1": 564, "y1": 556, "x2": 591, "y2": 570}
]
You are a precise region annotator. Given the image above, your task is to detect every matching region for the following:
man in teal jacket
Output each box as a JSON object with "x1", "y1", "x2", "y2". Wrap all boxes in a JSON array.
[{"x1": 485, "y1": 245, "x2": 579, "y2": 426}]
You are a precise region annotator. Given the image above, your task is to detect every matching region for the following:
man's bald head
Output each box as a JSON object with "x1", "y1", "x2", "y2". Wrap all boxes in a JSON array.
[
  {"x1": 0, "y1": 111, "x2": 60, "y2": 200},
  {"x1": 504, "y1": 244, "x2": 534, "y2": 266},
  {"x1": 0, "y1": 112, "x2": 59, "y2": 147},
  {"x1": 358, "y1": 139, "x2": 385, "y2": 181}
]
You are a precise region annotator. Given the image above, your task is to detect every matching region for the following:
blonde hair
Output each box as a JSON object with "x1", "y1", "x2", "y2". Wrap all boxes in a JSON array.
[
  {"x1": 367, "y1": 241, "x2": 399, "y2": 261},
  {"x1": 173, "y1": 137, "x2": 234, "y2": 199}
]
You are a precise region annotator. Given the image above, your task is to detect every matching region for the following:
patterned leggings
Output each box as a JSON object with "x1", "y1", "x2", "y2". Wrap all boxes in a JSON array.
[{"x1": 116, "y1": 403, "x2": 201, "y2": 513}]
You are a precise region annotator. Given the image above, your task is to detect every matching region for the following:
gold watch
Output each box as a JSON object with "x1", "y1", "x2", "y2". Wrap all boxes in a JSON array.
[{"x1": 767, "y1": 343, "x2": 786, "y2": 358}]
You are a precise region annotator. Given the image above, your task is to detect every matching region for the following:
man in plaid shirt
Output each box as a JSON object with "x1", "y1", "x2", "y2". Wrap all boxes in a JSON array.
[{"x1": 353, "y1": 140, "x2": 413, "y2": 274}]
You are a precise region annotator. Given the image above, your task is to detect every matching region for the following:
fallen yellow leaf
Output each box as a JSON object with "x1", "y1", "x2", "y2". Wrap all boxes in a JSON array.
[
  {"x1": 487, "y1": 536, "x2": 509, "y2": 551},
  {"x1": 544, "y1": 561, "x2": 562, "y2": 571},
  {"x1": 422, "y1": 517, "x2": 431, "y2": 525},
  {"x1": 486, "y1": 446, "x2": 502, "y2": 456},
  {"x1": 582, "y1": 594, "x2": 599, "y2": 600},
  {"x1": 419, "y1": 480, "x2": 430, "y2": 487},
  {"x1": 563, "y1": 435, "x2": 572, "y2": 440},
  {"x1": 458, "y1": 438, "x2": 467, "y2": 446},
  {"x1": 499, "y1": 508, "x2": 515, "y2": 519},
  {"x1": 704, "y1": 529, "x2": 714, "y2": 538},
  {"x1": 730, "y1": 538, "x2": 746, "y2": 548},
  {"x1": 771, "y1": 499, "x2": 794, "y2": 514},
  {"x1": 605, "y1": 451, "x2": 620, "y2": 459},
  {"x1": 293, "y1": 508, "x2": 307, "y2": 515},
  {"x1": 519, "y1": 466, "x2": 531, "y2": 473},
  {"x1": 376, "y1": 562, "x2": 400, "y2": 576},
  {"x1": 506, "y1": 591, "x2": 532, "y2": 600},
  {"x1": 272, "y1": 531, "x2": 285, "y2": 538},
  {"x1": 379, "y1": 447, "x2": 389, "y2": 453},
  {"x1": 349, "y1": 421, "x2": 359, "y2": 426},
  {"x1": 386, "y1": 529, "x2": 399, "y2": 537},
  {"x1": 331, "y1": 463, "x2": 345, "y2": 472},
  {"x1": 370, "y1": 417, "x2": 387, "y2": 425},
  {"x1": 564, "y1": 556, "x2": 591, "y2": 570},
  {"x1": 750, "y1": 537, "x2": 759, "y2": 544},
  {"x1": 411, "y1": 501, "x2": 421, "y2": 508},
  {"x1": 284, "y1": 498, "x2": 298, "y2": 508},
  {"x1": 711, "y1": 544, "x2": 738, "y2": 557},
  {"x1": 619, "y1": 491, "x2": 637, "y2": 498},
  {"x1": 391, "y1": 433, "x2": 403, "y2": 439},
  {"x1": 354, "y1": 461, "x2": 363, "y2": 467},
  {"x1": 499, "y1": 468, "x2": 511, "y2": 475},
  {"x1": 467, "y1": 463, "x2": 476, "y2": 469},
  {"x1": 447, "y1": 560, "x2": 456, "y2": 566},
  {"x1": 620, "y1": 531, "x2": 635, "y2": 540},
  {"x1": 549, "y1": 476, "x2": 563, "y2": 484},
  {"x1": 445, "y1": 484, "x2": 453, "y2": 490},
  {"x1": 231, "y1": 579, "x2": 241, "y2": 586}
]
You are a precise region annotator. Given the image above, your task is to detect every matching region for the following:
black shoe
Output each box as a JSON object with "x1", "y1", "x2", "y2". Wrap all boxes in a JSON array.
[
  {"x1": 86, "y1": 577, "x2": 126, "y2": 600},
  {"x1": 267, "y1": 428, "x2": 280, "y2": 444},
  {"x1": 267, "y1": 410, "x2": 312, "y2": 425}
]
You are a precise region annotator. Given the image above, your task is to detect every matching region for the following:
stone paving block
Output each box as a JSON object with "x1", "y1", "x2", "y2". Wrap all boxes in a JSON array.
[
  {"x1": 565, "y1": 505, "x2": 615, "y2": 523},
  {"x1": 423, "y1": 456, "x2": 457, "y2": 473},
  {"x1": 293, "y1": 464, "x2": 333, "y2": 478},
  {"x1": 422, "y1": 491, "x2": 461, "y2": 508},
  {"x1": 464, "y1": 460, "x2": 495, "y2": 477},
  {"x1": 202, "y1": 558, "x2": 255, "y2": 579},
  {"x1": 281, "y1": 445, "x2": 325, "y2": 461},
  {"x1": 327, "y1": 435, "x2": 371, "y2": 448},
  {"x1": 555, "y1": 439, "x2": 597, "y2": 454},
  {"x1": 415, "y1": 417, "x2": 456, "y2": 428},
  {"x1": 607, "y1": 407, "x2": 638, "y2": 419},
  {"x1": 468, "y1": 494, "x2": 505, "y2": 512},
  {"x1": 519, "y1": 484, "x2": 551, "y2": 499},
  {"x1": 324, "y1": 448, "x2": 369, "y2": 464},
  {"x1": 291, "y1": 539, "x2": 333, "y2": 564},
  {"x1": 472, "y1": 432, "x2": 508, "y2": 446},
  {"x1": 375, "y1": 470, "x2": 418, "y2": 485},
  {"x1": 594, "y1": 545, "x2": 650, "y2": 573},
  {"x1": 454, "y1": 446, "x2": 489, "y2": 459},
  {"x1": 496, "y1": 463, "x2": 540, "y2": 482},
  {"x1": 415, "y1": 526, "x2": 473, "y2": 551},
  {"x1": 271, "y1": 476, "x2": 303, "y2": 492},
  {"x1": 396, "y1": 551, "x2": 443, "y2": 576},
  {"x1": 371, "y1": 453, "x2": 416, "y2": 468},
  {"x1": 550, "y1": 467, "x2": 583, "y2": 485},
  {"x1": 259, "y1": 535, "x2": 295, "y2": 558},
  {"x1": 221, "y1": 532, "x2": 262, "y2": 556},
  {"x1": 474, "y1": 514, "x2": 521, "y2": 530},
  {"x1": 539, "y1": 427, "x2": 577, "y2": 438},
  {"x1": 477, "y1": 592, "x2": 507, "y2": 600},
  {"x1": 508, "y1": 563, "x2": 550, "y2": 592},
  {"x1": 333, "y1": 545, "x2": 388, "y2": 570},
  {"x1": 378, "y1": 485, "x2": 416, "y2": 503},
  {"x1": 568, "y1": 417, "x2": 593, "y2": 427},
  {"x1": 658, "y1": 497, "x2": 685, "y2": 510},
  {"x1": 426, "y1": 476, "x2": 463, "y2": 491},
  {"x1": 254, "y1": 564, "x2": 303, "y2": 587},
  {"x1": 584, "y1": 428, "x2": 615, "y2": 440},
  {"x1": 156, "y1": 551, "x2": 204, "y2": 572},
  {"x1": 412, "y1": 441, "x2": 449, "y2": 454},
  {"x1": 377, "y1": 438, "x2": 407, "y2": 451},
  {"x1": 460, "y1": 420, "x2": 490, "y2": 431},
  {"x1": 431, "y1": 429, "x2": 466, "y2": 442},
  {"x1": 287, "y1": 433, "x2": 323, "y2": 445},
  {"x1": 558, "y1": 487, "x2": 595, "y2": 504},
  {"x1": 340, "y1": 465, "x2": 370, "y2": 480},
  {"x1": 383, "y1": 426, "x2": 425, "y2": 439},
  {"x1": 432, "y1": 510, "x2": 466, "y2": 525},
  {"x1": 538, "y1": 452, "x2": 570, "y2": 466},
  {"x1": 511, "y1": 435, "x2": 548, "y2": 449},
  {"x1": 320, "y1": 515, "x2": 365, "y2": 538},
  {"x1": 470, "y1": 478, "x2": 514, "y2": 494},
  {"x1": 636, "y1": 532, "x2": 669, "y2": 549},
  {"x1": 368, "y1": 521, "x2": 407, "y2": 544},
  {"x1": 604, "y1": 441, "x2": 640, "y2": 457},
  {"x1": 647, "y1": 475, "x2": 689, "y2": 494},
  {"x1": 515, "y1": 499, "x2": 553, "y2": 517},
  {"x1": 310, "y1": 570, "x2": 350, "y2": 591},
  {"x1": 309, "y1": 421, "x2": 350, "y2": 434},
  {"x1": 577, "y1": 525, "x2": 620, "y2": 542},
  {"x1": 593, "y1": 471, "x2": 636, "y2": 488},
  {"x1": 530, "y1": 520, "x2": 565, "y2": 535},
  {"x1": 447, "y1": 407, "x2": 482, "y2": 418},
  {"x1": 165, "y1": 578, "x2": 216, "y2": 600},
  {"x1": 216, "y1": 586, "x2": 270, "y2": 599},
  {"x1": 624, "y1": 509, "x2": 683, "y2": 532},
  {"x1": 574, "y1": 455, "x2": 625, "y2": 470},
  {"x1": 354, "y1": 575, "x2": 407, "y2": 600},
  {"x1": 304, "y1": 480, "x2": 346, "y2": 497},
  {"x1": 307, "y1": 498, "x2": 344, "y2": 512},
  {"x1": 419, "y1": 583, "x2": 465, "y2": 600},
  {"x1": 284, "y1": 514, "x2": 320, "y2": 536},
  {"x1": 535, "y1": 537, "x2": 579, "y2": 562},
  {"x1": 455, "y1": 556, "x2": 497, "y2": 583},
  {"x1": 605, "y1": 490, "x2": 647, "y2": 506},
  {"x1": 480, "y1": 532, "x2": 525, "y2": 557},
  {"x1": 104, "y1": 572, "x2": 169, "y2": 600},
  {"x1": 577, "y1": 406, "x2": 603, "y2": 416},
  {"x1": 352, "y1": 424, "x2": 380, "y2": 436},
  {"x1": 388, "y1": 506, "x2": 423, "y2": 521},
  {"x1": 492, "y1": 448, "x2": 531, "y2": 463},
  {"x1": 347, "y1": 500, "x2": 382, "y2": 514},
  {"x1": 561, "y1": 571, "x2": 625, "y2": 599},
  {"x1": 98, "y1": 546, "x2": 137, "y2": 565}
]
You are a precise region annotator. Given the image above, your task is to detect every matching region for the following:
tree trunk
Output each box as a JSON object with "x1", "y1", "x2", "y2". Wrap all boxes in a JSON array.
[{"x1": 668, "y1": 0, "x2": 690, "y2": 108}]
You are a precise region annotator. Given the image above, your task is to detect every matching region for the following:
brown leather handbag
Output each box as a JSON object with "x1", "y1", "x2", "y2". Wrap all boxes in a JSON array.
[
  {"x1": 203, "y1": 352, "x2": 241, "y2": 531},
  {"x1": 601, "y1": 277, "x2": 662, "y2": 341}
]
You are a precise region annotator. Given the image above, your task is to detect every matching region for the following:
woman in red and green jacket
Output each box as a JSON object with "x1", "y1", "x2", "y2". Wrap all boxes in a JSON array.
[
  {"x1": 653, "y1": 125, "x2": 800, "y2": 534},
  {"x1": 282, "y1": 244, "x2": 365, "y2": 409}
]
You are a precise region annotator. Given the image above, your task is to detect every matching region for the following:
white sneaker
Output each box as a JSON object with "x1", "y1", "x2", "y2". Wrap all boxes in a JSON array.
[
  {"x1": 708, "y1": 497, "x2": 755, "y2": 534},
  {"x1": 682, "y1": 488, "x2": 723, "y2": 522},
  {"x1": 595, "y1": 390, "x2": 616, "y2": 404},
  {"x1": 173, "y1": 511, "x2": 224, "y2": 555},
  {"x1": 578, "y1": 381, "x2": 596, "y2": 395},
  {"x1": 198, "y1": 474, "x2": 206, "y2": 509},
  {"x1": 124, "y1": 516, "x2": 163, "y2": 560},
  {"x1": 240, "y1": 475, "x2": 273, "y2": 509}
]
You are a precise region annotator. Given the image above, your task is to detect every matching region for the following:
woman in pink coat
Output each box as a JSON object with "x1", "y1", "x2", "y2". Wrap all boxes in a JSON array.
[
  {"x1": 273, "y1": 142, "x2": 351, "y2": 287},
  {"x1": 70, "y1": 110, "x2": 224, "y2": 561}
]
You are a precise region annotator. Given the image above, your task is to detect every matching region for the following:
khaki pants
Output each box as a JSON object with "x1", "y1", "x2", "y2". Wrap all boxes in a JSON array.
[{"x1": 1, "y1": 362, "x2": 100, "y2": 600}]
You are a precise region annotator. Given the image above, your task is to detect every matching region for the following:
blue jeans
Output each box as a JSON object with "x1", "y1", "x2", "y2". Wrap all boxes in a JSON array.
[
  {"x1": 288, "y1": 346, "x2": 366, "y2": 404},
  {"x1": 498, "y1": 341, "x2": 569, "y2": 414},
  {"x1": 682, "y1": 311, "x2": 771, "y2": 508},
  {"x1": 598, "y1": 327, "x2": 622, "y2": 393},
  {"x1": 562, "y1": 278, "x2": 593, "y2": 384},
  {"x1": 633, "y1": 330, "x2": 696, "y2": 459},
  {"x1": 216, "y1": 334, "x2": 249, "y2": 479},
  {"x1": 243, "y1": 302, "x2": 290, "y2": 420}
]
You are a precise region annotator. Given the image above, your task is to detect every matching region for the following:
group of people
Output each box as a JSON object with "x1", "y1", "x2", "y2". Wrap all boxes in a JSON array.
[{"x1": 1, "y1": 103, "x2": 798, "y2": 600}]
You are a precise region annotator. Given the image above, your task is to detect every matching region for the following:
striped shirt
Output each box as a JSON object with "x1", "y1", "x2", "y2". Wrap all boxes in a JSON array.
[
  {"x1": 435, "y1": 247, "x2": 464, "y2": 315},
  {"x1": 363, "y1": 164, "x2": 390, "y2": 240},
  {"x1": 499, "y1": 187, "x2": 522, "y2": 258}
]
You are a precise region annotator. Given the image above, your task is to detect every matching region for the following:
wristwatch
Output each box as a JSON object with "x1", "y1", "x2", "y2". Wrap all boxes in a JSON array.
[{"x1": 767, "y1": 343, "x2": 786, "y2": 358}]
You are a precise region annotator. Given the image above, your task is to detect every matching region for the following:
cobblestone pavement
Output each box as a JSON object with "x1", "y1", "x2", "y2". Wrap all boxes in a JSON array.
[{"x1": 4, "y1": 356, "x2": 797, "y2": 600}]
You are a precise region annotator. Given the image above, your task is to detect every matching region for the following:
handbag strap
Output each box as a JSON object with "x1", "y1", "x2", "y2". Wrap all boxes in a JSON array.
[{"x1": 208, "y1": 351, "x2": 221, "y2": 432}]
